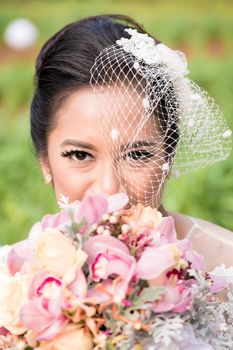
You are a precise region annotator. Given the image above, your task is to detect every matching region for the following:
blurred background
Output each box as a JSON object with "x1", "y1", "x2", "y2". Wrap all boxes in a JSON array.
[{"x1": 0, "y1": 0, "x2": 233, "y2": 244}]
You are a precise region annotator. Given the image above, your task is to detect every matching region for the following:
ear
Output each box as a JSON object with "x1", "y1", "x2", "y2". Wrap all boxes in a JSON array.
[{"x1": 39, "y1": 156, "x2": 51, "y2": 184}]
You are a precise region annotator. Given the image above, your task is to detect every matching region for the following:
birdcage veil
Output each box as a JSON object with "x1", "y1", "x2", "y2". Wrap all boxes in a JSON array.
[{"x1": 90, "y1": 28, "x2": 232, "y2": 208}]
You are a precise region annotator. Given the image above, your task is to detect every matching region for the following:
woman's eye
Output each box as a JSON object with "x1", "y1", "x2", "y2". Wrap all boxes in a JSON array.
[
  {"x1": 61, "y1": 150, "x2": 93, "y2": 162},
  {"x1": 124, "y1": 150, "x2": 155, "y2": 161}
]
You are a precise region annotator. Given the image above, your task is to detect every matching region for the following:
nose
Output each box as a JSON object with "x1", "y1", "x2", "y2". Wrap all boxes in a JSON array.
[{"x1": 89, "y1": 162, "x2": 122, "y2": 196}]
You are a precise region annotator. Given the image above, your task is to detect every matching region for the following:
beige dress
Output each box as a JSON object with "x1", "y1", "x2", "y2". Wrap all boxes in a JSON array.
[{"x1": 171, "y1": 212, "x2": 233, "y2": 272}]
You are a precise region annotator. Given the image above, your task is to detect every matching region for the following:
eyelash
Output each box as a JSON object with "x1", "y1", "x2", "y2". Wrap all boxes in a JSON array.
[
  {"x1": 124, "y1": 150, "x2": 155, "y2": 161},
  {"x1": 61, "y1": 149, "x2": 94, "y2": 162},
  {"x1": 60, "y1": 149, "x2": 154, "y2": 163}
]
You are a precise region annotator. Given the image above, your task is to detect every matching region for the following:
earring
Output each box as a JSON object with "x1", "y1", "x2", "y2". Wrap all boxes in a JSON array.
[{"x1": 45, "y1": 173, "x2": 53, "y2": 184}]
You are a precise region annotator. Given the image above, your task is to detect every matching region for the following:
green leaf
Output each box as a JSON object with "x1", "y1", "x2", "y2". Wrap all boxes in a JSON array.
[
  {"x1": 124, "y1": 308, "x2": 140, "y2": 321},
  {"x1": 132, "y1": 286, "x2": 165, "y2": 309},
  {"x1": 106, "y1": 342, "x2": 116, "y2": 350}
]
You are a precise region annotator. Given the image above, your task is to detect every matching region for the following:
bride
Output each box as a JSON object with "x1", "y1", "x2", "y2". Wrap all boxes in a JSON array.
[{"x1": 5, "y1": 14, "x2": 233, "y2": 271}]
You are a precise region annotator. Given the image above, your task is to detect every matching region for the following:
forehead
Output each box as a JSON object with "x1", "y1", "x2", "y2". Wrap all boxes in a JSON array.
[{"x1": 54, "y1": 85, "x2": 158, "y2": 146}]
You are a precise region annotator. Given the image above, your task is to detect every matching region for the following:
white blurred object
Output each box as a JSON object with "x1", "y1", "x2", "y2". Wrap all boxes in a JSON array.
[
  {"x1": 3, "y1": 18, "x2": 38, "y2": 50},
  {"x1": 0, "y1": 245, "x2": 10, "y2": 265}
]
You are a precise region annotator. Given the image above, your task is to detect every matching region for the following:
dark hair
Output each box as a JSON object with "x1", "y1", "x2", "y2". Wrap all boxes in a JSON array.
[{"x1": 30, "y1": 14, "x2": 179, "y2": 158}]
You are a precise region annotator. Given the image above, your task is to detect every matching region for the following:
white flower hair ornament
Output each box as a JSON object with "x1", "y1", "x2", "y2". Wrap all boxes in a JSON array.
[
  {"x1": 90, "y1": 28, "x2": 232, "y2": 207},
  {"x1": 116, "y1": 28, "x2": 189, "y2": 77}
]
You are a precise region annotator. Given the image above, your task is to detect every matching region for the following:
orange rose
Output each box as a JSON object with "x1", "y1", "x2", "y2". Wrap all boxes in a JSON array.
[
  {"x1": 122, "y1": 204, "x2": 162, "y2": 229},
  {"x1": 39, "y1": 324, "x2": 93, "y2": 350}
]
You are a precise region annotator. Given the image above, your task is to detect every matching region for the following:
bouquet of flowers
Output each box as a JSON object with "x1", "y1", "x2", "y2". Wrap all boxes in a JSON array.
[{"x1": 0, "y1": 193, "x2": 233, "y2": 350}]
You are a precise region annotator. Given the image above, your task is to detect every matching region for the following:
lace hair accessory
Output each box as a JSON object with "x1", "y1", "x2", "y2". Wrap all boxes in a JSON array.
[{"x1": 90, "y1": 28, "x2": 232, "y2": 208}]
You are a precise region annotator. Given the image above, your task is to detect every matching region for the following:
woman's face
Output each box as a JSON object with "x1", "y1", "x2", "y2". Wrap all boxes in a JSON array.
[{"x1": 41, "y1": 86, "x2": 167, "y2": 207}]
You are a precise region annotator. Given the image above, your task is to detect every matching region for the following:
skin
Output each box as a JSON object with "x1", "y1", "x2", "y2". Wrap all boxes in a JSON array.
[
  {"x1": 37, "y1": 84, "x2": 233, "y2": 273},
  {"x1": 41, "y1": 85, "x2": 168, "y2": 209},
  {"x1": 41, "y1": 85, "x2": 232, "y2": 241}
]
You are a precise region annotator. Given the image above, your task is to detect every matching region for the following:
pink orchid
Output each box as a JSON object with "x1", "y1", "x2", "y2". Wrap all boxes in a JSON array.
[
  {"x1": 152, "y1": 284, "x2": 193, "y2": 313},
  {"x1": 67, "y1": 268, "x2": 88, "y2": 299},
  {"x1": 7, "y1": 222, "x2": 43, "y2": 275},
  {"x1": 0, "y1": 327, "x2": 8, "y2": 336},
  {"x1": 20, "y1": 272, "x2": 68, "y2": 341},
  {"x1": 84, "y1": 235, "x2": 136, "y2": 302},
  {"x1": 7, "y1": 236, "x2": 37, "y2": 275},
  {"x1": 180, "y1": 239, "x2": 205, "y2": 271},
  {"x1": 74, "y1": 192, "x2": 128, "y2": 229},
  {"x1": 156, "y1": 216, "x2": 177, "y2": 245},
  {"x1": 209, "y1": 275, "x2": 228, "y2": 293},
  {"x1": 27, "y1": 271, "x2": 62, "y2": 299},
  {"x1": 41, "y1": 192, "x2": 128, "y2": 235},
  {"x1": 20, "y1": 299, "x2": 68, "y2": 341},
  {"x1": 106, "y1": 193, "x2": 129, "y2": 213},
  {"x1": 135, "y1": 246, "x2": 175, "y2": 281},
  {"x1": 87, "y1": 278, "x2": 131, "y2": 305},
  {"x1": 41, "y1": 209, "x2": 71, "y2": 232},
  {"x1": 91, "y1": 251, "x2": 134, "y2": 282},
  {"x1": 74, "y1": 194, "x2": 108, "y2": 228},
  {"x1": 7, "y1": 240, "x2": 29, "y2": 275}
]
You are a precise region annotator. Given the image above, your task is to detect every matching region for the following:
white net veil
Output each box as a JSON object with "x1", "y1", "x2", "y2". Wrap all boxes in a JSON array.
[{"x1": 90, "y1": 28, "x2": 232, "y2": 208}]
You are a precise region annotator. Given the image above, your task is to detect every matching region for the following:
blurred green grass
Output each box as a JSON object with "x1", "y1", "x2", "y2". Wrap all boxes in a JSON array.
[{"x1": 0, "y1": 0, "x2": 233, "y2": 244}]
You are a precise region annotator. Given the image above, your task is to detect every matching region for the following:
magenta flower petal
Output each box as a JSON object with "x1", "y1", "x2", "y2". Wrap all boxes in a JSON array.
[
  {"x1": 0, "y1": 327, "x2": 9, "y2": 336},
  {"x1": 28, "y1": 272, "x2": 62, "y2": 300}
]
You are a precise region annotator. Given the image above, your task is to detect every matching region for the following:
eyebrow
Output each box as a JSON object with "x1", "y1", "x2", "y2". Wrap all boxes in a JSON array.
[
  {"x1": 61, "y1": 139, "x2": 98, "y2": 151},
  {"x1": 61, "y1": 139, "x2": 157, "y2": 152},
  {"x1": 121, "y1": 140, "x2": 157, "y2": 151}
]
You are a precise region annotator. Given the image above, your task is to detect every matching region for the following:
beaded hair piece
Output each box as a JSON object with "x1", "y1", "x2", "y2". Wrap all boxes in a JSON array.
[{"x1": 90, "y1": 28, "x2": 232, "y2": 207}]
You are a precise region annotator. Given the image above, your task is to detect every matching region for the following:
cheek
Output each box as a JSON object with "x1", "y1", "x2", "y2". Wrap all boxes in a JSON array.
[
  {"x1": 117, "y1": 162, "x2": 166, "y2": 207},
  {"x1": 48, "y1": 152, "x2": 92, "y2": 202}
]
